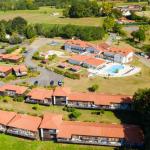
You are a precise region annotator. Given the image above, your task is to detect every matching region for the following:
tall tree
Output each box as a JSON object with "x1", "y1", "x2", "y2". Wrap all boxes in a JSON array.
[
  {"x1": 25, "y1": 24, "x2": 37, "y2": 38},
  {"x1": 11, "y1": 17, "x2": 27, "y2": 34},
  {"x1": 103, "y1": 16, "x2": 115, "y2": 32}
]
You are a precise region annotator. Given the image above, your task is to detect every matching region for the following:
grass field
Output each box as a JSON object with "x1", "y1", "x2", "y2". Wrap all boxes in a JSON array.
[
  {"x1": 0, "y1": 7, "x2": 104, "y2": 27},
  {"x1": 0, "y1": 134, "x2": 114, "y2": 150},
  {"x1": 64, "y1": 58, "x2": 150, "y2": 95},
  {"x1": 0, "y1": 98, "x2": 122, "y2": 124},
  {"x1": 136, "y1": 11, "x2": 150, "y2": 18}
]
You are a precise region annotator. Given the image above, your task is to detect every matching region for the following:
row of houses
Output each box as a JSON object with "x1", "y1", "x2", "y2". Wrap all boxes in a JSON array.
[
  {"x1": 0, "y1": 65, "x2": 28, "y2": 77},
  {"x1": 0, "y1": 54, "x2": 23, "y2": 63},
  {"x1": 0, "y1": 84, "x2": 133, "y2": 110},
  {"x1": 0, "y1": 110, "x2": 144, "y2": 147},
  {"x1": 64, "y1": 40, "x2": 134, "y2": 64}
]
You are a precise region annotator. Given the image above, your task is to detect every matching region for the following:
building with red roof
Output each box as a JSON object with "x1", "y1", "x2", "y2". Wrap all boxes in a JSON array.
[
  {"x1": 0, "y1": 84, "x2": 28, "y2": 97},
  {"x1": 53, "y1": 87, "x2": 71, "y2": 105},
  {"x1": 12, "y1": 65, "x2": 28, "y2": 77},
  {"x1": 39, "y1": 113, "x2": 144, "y2": 147},
  {"x1": 100, "y1": 46, "x2": 134, "y2": 63},
  {"x1": 0, "y1": 65, "x2": 12, "y2": 77},
  {"x1": 0, "y1": 110, "x2": 16, "y2": 133},
  {"x1": 26, "y1": 88, "x2": 53, "y2": 105},
  {"x1": 68, "y1": 55, "x2": 91, "y2": 66},
  {"x1": 64, "y1": 39, "x2": 96, "y2": 54},
  {"x1": 68, "y1": 92, "x2": 132, "y2": 110},
  {"x1": 0, "y1": 54, "x2": 23, "y2": 63},
  {"x1": 83, "y1": 58, "x2": 106, "y2": 69},
  {"x1": 57, "y1": 121, "x2": 144, "y2": 147},
  {"x1": 0, "y1": 110, "x2": 144, "y2": 147},
  {"x1": 39, "y1": 113, "x2": 63, "y2": 140},
  {"x1": 7, "y1": 114, "x2": 42, "y2": 139}
]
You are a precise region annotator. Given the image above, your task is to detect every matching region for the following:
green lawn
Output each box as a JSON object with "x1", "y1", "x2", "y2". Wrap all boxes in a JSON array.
[
  {"x1": 0, "y1": 7, "x2": 104, "y2": 27},
  {"x1": 0, "y1": 134, "x2": 114, "y2": 150},
  {"x1": 0, "y1": 98, "x2": 122, "y2": 124}
]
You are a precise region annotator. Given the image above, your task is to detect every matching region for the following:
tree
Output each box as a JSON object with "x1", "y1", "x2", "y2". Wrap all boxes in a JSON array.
[
  {"x1": 0, "y1": 22, "x2": 7, "y2": 42},
  {"x1": 9, "y1": 33, "x2": 22, "y2": 44},
  {"x1": 133, "y1": 88, "x2": 150, "y2": 114},
  {"x1": 133, "y1": 88, "x2": 150, "y2": 150},
  {"x1": 131, "y1": 29, "x2": 146, "y2": 42},
  {"x1": 11, "y1": 17, "x2": 27, "y2": 34},
  {"x1": 101, "y1": 2, "x2": 113, "y2": 16},
  {"x1": 25, "y1": 24, "x2": 37, "y2": 39},
  {"x1": 103, "y1": 16, "x2": 115, "y2": 32}
]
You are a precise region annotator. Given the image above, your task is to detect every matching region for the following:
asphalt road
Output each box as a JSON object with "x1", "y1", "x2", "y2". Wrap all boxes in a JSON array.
[{"x1": 24, "y1": 38, "x2": 64, "y2": 86}]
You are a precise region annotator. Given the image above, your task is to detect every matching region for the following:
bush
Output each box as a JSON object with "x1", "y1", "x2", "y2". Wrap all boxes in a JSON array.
[
  {"x1": 3, "y1": 96, "x2": 11, "y2": 103},
  {"x1": 14, "y1": 96, "x2": 24, "y2": 102},
  {"x1": 63, "y1": 106, "x2": 75, "y2": 112},
  {"x1": 32, "y1": 105, "x2": 38, "y2": 110},
  {"x1": 53, "y1": 68, "x2": 65, "y2": 75},
  {"x1": 64, "y1": 71, "x2": 80, "y2": 79},
  {"x1": 69, "y1": 110, "x2": 81, "y2": 120},
  {"x1": 6, "y1": 45, "x2": 19, "y2": 54},
  {"x1": 32, "y1": 51, "x2": 44, "y2": 60},
  {"x1": 88, "y1": 84, "x2": 99, "y2": 92}
]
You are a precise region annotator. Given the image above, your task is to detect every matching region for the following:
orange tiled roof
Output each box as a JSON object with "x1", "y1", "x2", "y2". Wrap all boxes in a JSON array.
[
  {"x1": 27, "y1": 88, "x2": 53, "y2": 101},
  {"x1": 0, "y1": 84, "x2": 28, "y2": 95},
  {"x1": 7, "y1": 114, "x2": 42, "y2": 132},
  {"x1": 13, "y1": 65, "x2": 28, "y2": 72},
  {"x1": 0, "y1": 110, "x2": 16, "y2": 126},
  {"x1": 65, "y1": 40, "x2": 94, "y2": 49},
  {"x1": 84, "y1": 58, "x2": 105, "y2": 67},
  {"x1": 57, "y1": 121, "x2": 144, "y2": 144},
  {"x1": 53, "y1": 87, "x2": 71, "y2": 97},
  {"x1": 102, "y1": 46, "x2": 133, "y2": 56},
  {"x1": 1, "y1": 54, "x2": 22, "y2": 61},
  {"x1": 39, "y1": 113, "x2": 63, "y2": 129},
  {"x1": 0, "y1": 65, "x2": 12, "y2": 72},
  {"x1": 69, "y1": 92, "x2": 132, "y2": 105},
  {"x1": 69, "y1": 55, "x2": 91, "y2": 62}
]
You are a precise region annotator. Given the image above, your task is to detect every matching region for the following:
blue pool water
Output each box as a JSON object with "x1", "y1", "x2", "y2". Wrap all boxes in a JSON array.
[{"x1": 106, "y1": 65, "x2": 124, "y2": 74}]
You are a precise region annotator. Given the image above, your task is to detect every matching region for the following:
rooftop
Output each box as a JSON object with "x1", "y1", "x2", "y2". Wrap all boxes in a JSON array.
[
  {"x1": 0, "y1": 65, "x2": 12, "y2": 72},
  {"x1": 53, "y1": 87, "x2": 71, "y2": 97},
  {"x1": 39, "y1": 113, "x2": 63, "y2": 130},
  {"x1": 57, "y1": 121, "x2": 144, "y2": 145},
  {"x1": 7, "y1": 114, "x2": 42, "y2": 132},
  {"x1": 0, "y1": 84, "x2": 28, "y2": 95},
  {"x1": 69, "y1": 92, "x2": 132, "y2": 105},
  {"x1": 27, "y1": 88, "x2": 53, "y2": 101},
  {"x1": 84, "y1": 58, "x2": 106, "y2": 67},
  {"x1": 0, "y1": 110, "x2": 16, "y2": 126}
]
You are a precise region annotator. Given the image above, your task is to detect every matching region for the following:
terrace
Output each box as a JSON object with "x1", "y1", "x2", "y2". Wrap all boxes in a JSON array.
[
  {"x1": 58, "y1": 135, "x2": 123, "y2": 147},
  {"x1": 7, "y1": 127, "x2": 37, "y2": 139}
]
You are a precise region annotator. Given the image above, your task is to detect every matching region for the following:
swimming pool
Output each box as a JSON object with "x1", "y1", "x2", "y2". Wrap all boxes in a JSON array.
[{"x1": 106, "y1": 65, "x2": 124, "y2": 74}]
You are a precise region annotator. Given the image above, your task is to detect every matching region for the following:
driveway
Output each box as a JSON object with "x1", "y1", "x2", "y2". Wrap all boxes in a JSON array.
[{"x1": 24, "y1": 38, "x2": 64, "y2": 86}]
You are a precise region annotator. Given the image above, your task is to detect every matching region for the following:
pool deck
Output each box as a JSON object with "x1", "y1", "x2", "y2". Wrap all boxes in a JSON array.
[{"x1": 88, "y1": 63, "x2": 141, "y2": 78}]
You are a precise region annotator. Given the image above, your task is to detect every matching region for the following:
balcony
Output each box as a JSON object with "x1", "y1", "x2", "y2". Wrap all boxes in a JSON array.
[{"x1": 7, "y1": 128, "x2": 36, "y2": 139}]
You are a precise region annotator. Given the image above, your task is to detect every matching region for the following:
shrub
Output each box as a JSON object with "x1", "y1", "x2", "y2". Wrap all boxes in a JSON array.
[
  {"x1": 32, "y1": 105, "x2": 38, "y2": 110},
  {"x1": 88, "y1": 84, "x2": 99, "y2": 92},
  {"x1": 64, "y1": 71, "x2": 80, "y2": 79},
  {"x1": 14, "y1": 96, "x2": 24, "y2": 102},
  {"x1": 53, "y1": 68, "x2": 65, "y2": 75},
  {"x1": 69, "y1": 110, "x2": 81, "y2": 120},
  {"x1": 6, "y1": 45, "x2": 19, "y2": 54},
  {"x1": 63, "y1": 106, "x2": 75, "y2": 112}
]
